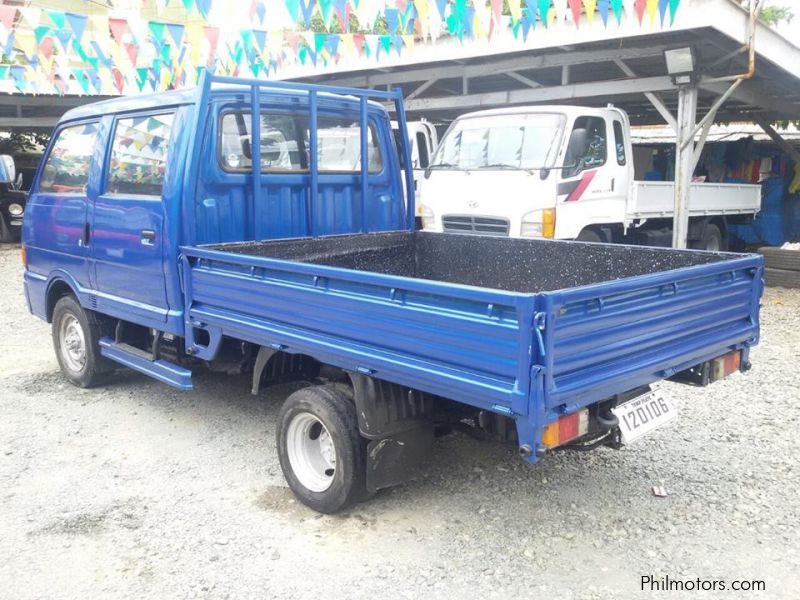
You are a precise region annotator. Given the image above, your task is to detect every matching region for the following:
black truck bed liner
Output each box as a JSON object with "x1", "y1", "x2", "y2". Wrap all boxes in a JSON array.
[{"x1": 209, "y1": 231, "x2": 727, "y2": 293}]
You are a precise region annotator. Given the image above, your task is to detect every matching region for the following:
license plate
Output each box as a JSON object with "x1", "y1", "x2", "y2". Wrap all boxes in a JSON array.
[{"x1": 611, "y1": 390, "x2": 676, "y2": 443}]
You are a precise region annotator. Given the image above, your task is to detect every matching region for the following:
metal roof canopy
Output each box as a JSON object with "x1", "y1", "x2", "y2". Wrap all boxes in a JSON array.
[
  {"x1": 298, "y1": 1, "x2": 800, "y2": 127},
  {"x1": 298, "y1": 0, "x2": 800, "y2": 248}
]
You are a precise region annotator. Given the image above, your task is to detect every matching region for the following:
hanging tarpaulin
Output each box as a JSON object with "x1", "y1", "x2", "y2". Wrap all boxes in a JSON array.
[{"x1": 0, "y1": 0, "x2": 685, "y2": 96}]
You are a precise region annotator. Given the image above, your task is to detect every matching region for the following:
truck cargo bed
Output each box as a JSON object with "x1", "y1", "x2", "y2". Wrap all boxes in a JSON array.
[
  {"x1": 182, "y1": 232, "x2": 762, "y2": 459},
  {"x1": 211, "y1": 231, "x2": 725, "y2": 293}
]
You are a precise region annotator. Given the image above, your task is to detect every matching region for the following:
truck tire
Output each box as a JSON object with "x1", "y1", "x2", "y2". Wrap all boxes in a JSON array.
[
  {"x1": 758, "y1": 248, "x2": 800, "y2": 272},
  {"x1": 696, "y1": 223, "x2": 725, "y2": 252},
  {"x1": 576, "y1": 229, "x2": 604, "y2": 243},
  {"x1": 51, "y1": 295, "x2": 112, "y2": 388},
  {"x1": 276, "y1": 384, "x2": 368, "y2": 514},
  {"x1": 764, "y1": 267, "x2": 800, "y2": 289}
]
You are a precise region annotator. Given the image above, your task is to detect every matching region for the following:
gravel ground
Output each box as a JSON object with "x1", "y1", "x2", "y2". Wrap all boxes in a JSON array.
[{"x1": 1, "y1": 242, "x2": 798, "y2": 599}]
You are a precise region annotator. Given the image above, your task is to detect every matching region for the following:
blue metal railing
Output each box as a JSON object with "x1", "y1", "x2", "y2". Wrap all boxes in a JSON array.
[{"x1": 186, "y1": 70, "x2": 415, "y2": 241}]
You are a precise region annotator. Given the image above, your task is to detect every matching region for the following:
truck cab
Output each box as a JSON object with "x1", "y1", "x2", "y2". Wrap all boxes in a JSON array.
[
  {"x1": 418, "y1": 105, "x2": 760, "y2": 249},
  {"x1": 22, "y1": 82, "x2": 408, "y2": 335}
]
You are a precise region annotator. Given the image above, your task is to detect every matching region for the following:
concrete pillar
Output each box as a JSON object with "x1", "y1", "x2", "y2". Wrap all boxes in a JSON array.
[{"x1": 672, "y1": 85, "x2": 698, "y2": 249}]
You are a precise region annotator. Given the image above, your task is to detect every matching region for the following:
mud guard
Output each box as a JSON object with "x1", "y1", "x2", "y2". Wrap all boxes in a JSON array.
[
  {"x1": 349, "y1": 373, "x2": 435, "y2": 492},
  {"x1": 365, "y1": 423, "x2": 434, "y2": 492}
]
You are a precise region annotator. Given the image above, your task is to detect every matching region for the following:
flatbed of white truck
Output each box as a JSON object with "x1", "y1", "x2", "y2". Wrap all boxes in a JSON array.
[{"x1": 628, "y1": 181, "x2": 761, "y2": 221}]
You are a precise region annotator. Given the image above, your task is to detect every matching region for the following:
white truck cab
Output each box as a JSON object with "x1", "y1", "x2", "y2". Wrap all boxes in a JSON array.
[
  {"x1": 392, "y1": 120, "x2": 439, "y2": 220},
  {"x1": 418, "y1": 106, "x2": 761, "y2": 250}
]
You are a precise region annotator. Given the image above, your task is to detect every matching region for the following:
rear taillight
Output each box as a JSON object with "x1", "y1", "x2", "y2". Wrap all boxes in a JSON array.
[
  {"x1": 20, "y1": 244, "x2": 26, "y2": 269},
  {"x1": 542, "y1": 408, "x2": 589, "y2": 449},
  {"x1": 710, "y1": 350, "x2": 741, "y2": 381}
]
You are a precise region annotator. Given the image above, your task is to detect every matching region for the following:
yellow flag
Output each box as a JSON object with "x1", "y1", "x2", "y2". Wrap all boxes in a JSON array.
[
  {"x1": 414, "y1": 0, "x2": 429, "y2": 38},
  {"x1": 584, "y1": 0, "x2": 597, "y2": 24},
  {"x1": 647, "y1": 0, "x2": 658, "y2": 24},
  {"x1": 508, "y1": 0, "x2": 522, "y2": 23},
  {"x1": 15, "y1": 30, "x2": 37, "y2": 59}
]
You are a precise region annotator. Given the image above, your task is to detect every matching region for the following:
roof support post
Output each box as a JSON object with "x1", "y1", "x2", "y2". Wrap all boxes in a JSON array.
[{"x1": 672, "y1": 85, "x2": 698, "y2": 249}]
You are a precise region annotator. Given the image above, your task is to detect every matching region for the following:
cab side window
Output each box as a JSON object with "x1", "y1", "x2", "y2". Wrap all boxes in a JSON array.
[
  {"x1": 38, "y1": 122, "x2": 99, "y2": 194},
  {"x1": 107, "y1": 112, "x2": 174, "y2": 196},
  {"x1": 613, "y1": 120, "x2": 627, "y2": 166},
  {"x1": 564, "y1": 116, "x2": 607, "y2": 178}
]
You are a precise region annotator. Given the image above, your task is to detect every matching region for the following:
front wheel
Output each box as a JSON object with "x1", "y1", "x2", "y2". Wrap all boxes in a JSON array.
[
  {"x1": 276, "y1": 385, "x2": 368, "y2": 514},
  {"x1": 52, "y1": 295, "x2": 112, "y2": 388}
]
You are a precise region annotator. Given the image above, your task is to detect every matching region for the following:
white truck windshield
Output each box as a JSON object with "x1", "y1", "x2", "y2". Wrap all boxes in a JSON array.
[{"x1": 430, "y1": 113, "x2": 565, "y2": 170}]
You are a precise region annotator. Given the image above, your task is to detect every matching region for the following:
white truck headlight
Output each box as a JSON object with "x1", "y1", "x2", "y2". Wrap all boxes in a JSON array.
[
  {"x1": 521, "y1": 208, "x2": 555, "y2": 238},
  {"x1": 7, "y1": 202, "x2": 23, "y2": 217},
  {"x1": 419, "y1": 203, "x2": 435, "y2": 230}
]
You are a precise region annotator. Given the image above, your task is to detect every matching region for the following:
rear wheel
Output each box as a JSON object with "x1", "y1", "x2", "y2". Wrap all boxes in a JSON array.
[
  {"x1": 697, "y1": 223, "x2": 725, "y2": 252},
  {"x1": 276, "y1": 384, "x2": 367, "y2": 513},
  {"x1": 576, "y1": 228, "x2": 604, "y2": 243},
  {"x1": 52, "y1": 295, "x2": 112, "y2": 388}
]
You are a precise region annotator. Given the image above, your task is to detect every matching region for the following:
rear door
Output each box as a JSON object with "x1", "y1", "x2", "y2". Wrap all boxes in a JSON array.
[{"x1": 91, "y1": 111, "x2": 175, "y2": 325}]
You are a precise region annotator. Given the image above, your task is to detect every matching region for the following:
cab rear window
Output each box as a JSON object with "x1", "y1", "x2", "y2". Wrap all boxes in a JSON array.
[
  {"x1": 219, "y1": 112, "x2": 382, "y2": 173},
  {"x1": 38, "y1": 122, "x2": 98, "y2": 194}
]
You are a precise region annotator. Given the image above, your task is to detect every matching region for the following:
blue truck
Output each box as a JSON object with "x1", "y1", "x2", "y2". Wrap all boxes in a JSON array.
[{"x1": 21, "y1": 73, "x2": 763, "y2": 513}]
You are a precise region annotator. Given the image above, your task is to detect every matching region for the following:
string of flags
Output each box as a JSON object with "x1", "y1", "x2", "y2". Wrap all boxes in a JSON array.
[{"x1": 0, "y1": 0, "x2": 683, "y2": 96}]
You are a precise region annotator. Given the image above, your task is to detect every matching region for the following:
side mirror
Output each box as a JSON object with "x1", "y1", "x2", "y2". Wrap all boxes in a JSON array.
[
  {"x1": 567, "y1": 128, "x2": 589, "y2": 159},
  {"x1": 0, "y1": 154, "x2": 15, "y2": 184}
]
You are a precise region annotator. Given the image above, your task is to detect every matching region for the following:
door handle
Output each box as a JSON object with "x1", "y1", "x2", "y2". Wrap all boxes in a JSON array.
[
  {"x1": 78, "y1": 222, "x2": 90, "y2": 247},
  {"x1": 140, "y1": 229, "x2": 156, "y2": 246}
]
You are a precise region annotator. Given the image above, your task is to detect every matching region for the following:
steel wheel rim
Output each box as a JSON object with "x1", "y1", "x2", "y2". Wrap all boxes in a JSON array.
[
  {"x1": 59, "y1": 314, "x2": 86, "y2": 373},
  {"x1": 286, "y1": 412, "x2": 336, "y2": 493}
]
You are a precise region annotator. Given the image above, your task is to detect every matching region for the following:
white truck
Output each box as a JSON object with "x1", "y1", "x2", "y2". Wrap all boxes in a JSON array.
[{"x1": 417, "y1": 106, "x2": 761, "y2": 250}]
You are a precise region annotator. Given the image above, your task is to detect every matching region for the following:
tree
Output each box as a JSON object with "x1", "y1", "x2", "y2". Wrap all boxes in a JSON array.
[
  {"x1": 0, "y1": 131, "x2": 49, "y2": 156},
  {"x1": 740, "y1": 1, "x2": 794, "y2": 27}
]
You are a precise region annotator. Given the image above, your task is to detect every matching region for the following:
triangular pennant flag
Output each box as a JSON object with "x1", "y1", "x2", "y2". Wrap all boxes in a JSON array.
[
  {"x1": 435, "y1": 0, "x2": 448, "y2": 21},
  {"x1": 313, "y1": 32, "x2": 325, "y2": 54},
  {"x1": 386, "y1": 7, "x2": 399, "y2": 33},
  {"x1": 39, "y1": 36, "x2": 54, "y2": 61},
  {"x1": 47, "y1": 10, "x2": 65, "y2": 30},
  {"x1": 65, "y1": 13, "x2": 87, "y2": 43},
  {"x1": 149, "y1": 21, "x2": 166, "y2": 45},
  {"x1": 634, "y1": 0, "x2": 646, "y2": 23},
  {"x1": 669, "y1": 0, "x2": 680, "y2": 24},
  {"x1": 256, "y1": 1, "x2": 266, "y2": 23},
  {"x1": 54, "y1": 28, "x2": 72, "y2": 50},
  {"x1": 34, "y1": 25, "x2": 50, "y2": 46},
  {"x1": 166, "y1": 23, "x2": 184, "y2": 48},
  {"x1": 658, "y1": 0, "x2": 669, "y2": 23},
  {"x1": 508, "y1": 0, "x2": 522, "y2": 25},
  {"x1": 109, "y1": 17, "x2": 129, "y2": 42},
  {"x1": 0, "y1": 6, "x2": 15, "y2": 30},
  {"x1": 252, "y1": 29, "x2": 266, "y2": 52},
  {"x1": 522, "y1": 3, "x2": 536, "y2": 39},
  {"x1": 538, "y1": 0, "x2": 550, "y2": 26},
  {"x1": 567, "y1": 0, "x2": 581, "y2": 25},
  {"x1": 611, "y1": 0, "x2": 623, "y2": 23},
  {"x1": 73, "y1": 68, "x2": 89, "y2": 94},
  {"x1": 196, "y1": 0, "x2": 213, "y2": 19},
  {"x1": 646, "y1": 0, "x2": 658, "y2": 24},
  {"x1": 135, "y1": 68, "x2": 148, "y2": 91},
  {"x1": 378, "y1": 34, "x2": 391, "y2": 56},
  {"x1": 126, "y1": 43, "x2": 138, "y2": 66},
  {"x1": 598, "y1": 0, "x2": 610, "y2": 24},
  {"x1": 183, "y1": 0, "x2": 195, "y2": 11},
  {"x1": 584, "y1": 0, "x2": 596, "y2": 24}
]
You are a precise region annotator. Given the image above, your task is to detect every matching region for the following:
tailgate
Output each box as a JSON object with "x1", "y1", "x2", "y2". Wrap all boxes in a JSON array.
[{"x1": 540, "y1": 255, "x2": 762, "y2": 410}]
